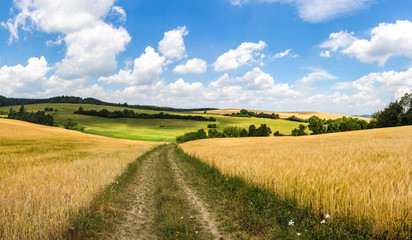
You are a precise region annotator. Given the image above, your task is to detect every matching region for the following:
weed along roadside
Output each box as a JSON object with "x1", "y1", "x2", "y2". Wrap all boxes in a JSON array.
[{"x1": 67, "y1": 143, "x2": 380, "y2": 239}]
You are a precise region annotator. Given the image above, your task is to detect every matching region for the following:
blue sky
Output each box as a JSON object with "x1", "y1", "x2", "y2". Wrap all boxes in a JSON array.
[{"x1": 0, "y1": 0, "x2": 411, "y2": 114}]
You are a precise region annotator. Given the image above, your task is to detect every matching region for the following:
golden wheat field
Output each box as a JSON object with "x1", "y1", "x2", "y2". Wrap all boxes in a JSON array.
[
  {"x1": 181, "y1": 126, "x2": 411, "y2": 236},
  {"x1": 0, "y1": 119, "x2": 160, "y2": 239},
  {"x1": 199, "y1": 109, "x2": 371, "y2": 121}
]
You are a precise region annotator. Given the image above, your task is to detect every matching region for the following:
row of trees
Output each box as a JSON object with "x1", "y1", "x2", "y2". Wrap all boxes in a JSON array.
[
  {"x1": 290, "y1": 115, "x2": 371, "y2": 136},
  {"x1": 224, "y1": 109, "x2": 280, "y2": 120},
  {"x1": 0, "y1": 95, "x2": 217, "y2": 112},
  {"x1": 8, "y1": 105, "x2": 54, "y2": 126},
  {"x1": 176, "y1": 124, "x2": 272, "y2": 143},
  {"x1": 75, "y1": 107, "x2": 216, "y2": 122}
]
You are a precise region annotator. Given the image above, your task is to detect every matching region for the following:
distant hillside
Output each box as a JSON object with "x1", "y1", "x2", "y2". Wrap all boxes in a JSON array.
[
  {"x1": 199, "y1": 109, "x2": 371, "y2": 121},
  {"x1": 0, "y1": 95, "x2": 217, "y2": 112}
]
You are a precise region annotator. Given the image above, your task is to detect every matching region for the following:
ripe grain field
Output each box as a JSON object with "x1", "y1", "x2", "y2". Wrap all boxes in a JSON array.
[
  {"x1": 180, "y1": 126, "x2": 412, "y2": 238},
  {"x1": 0, "y1": 119, "x2": 160, "y2": 239}
]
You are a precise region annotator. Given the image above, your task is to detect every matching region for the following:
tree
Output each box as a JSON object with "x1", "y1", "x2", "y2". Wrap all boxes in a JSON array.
[
  {"x1": 308, "y1": 116, "x2": 325, "y2": 135},
  {"x1": 291, "y1": 124, "x2": 308, "y2": 136},
  {"x1": 208, "y1": 129, "x2": 222, "y2": 138},
  {"x1": 257, "y1": 124, "x2": 272, "y2": 136},
  {"x1": 400, "y1": 93, "x2": 412, "y2": 125},
  {"x1": 248, "y1": 124, "x2": 258, "y2": 136},
  {"x1": 372, "y1": 101, "x2": 403, "y2": 128},
  {"x1": 240, "y1": 109, "x2": 249, "y2": 116},
  {"x1": 18, "y1": 105, "x2": 26, "y2": 116}
]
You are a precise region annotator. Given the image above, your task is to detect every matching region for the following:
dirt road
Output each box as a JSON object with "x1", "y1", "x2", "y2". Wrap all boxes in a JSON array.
[{"x1": 106, "y1": 145, "x2": 225, "y2": 239}]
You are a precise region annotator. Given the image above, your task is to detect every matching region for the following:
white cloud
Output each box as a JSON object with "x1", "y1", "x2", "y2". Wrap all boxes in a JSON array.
[
  {"x1": 111, "y1": 6, "x2": 126, "y2": 22},
  {"x1": 353, "y1": 68, "x2": 412, "y2": 96},
  {"x1": 321, "y1": 21, "x2": 412, "y2": 66},
  {"x1": 320, "y1": 50, "x2": 331, "y2": 58},
  {"x1": 230, "y1": 0, "x2": 373, "y2": 23},
  {"x1": 298, "y1": 69, "x2": 338, "y2": 85},
  {"x1": 56, "y1": 22, "x2": 131, "y2": 79},
  {"x1": 173, "y1": 58, "x2": 207, "y2": 74},
  {"x1": 0, "y1": 57, "x2": 50, "y2": 96},
  {"x1": 3, "y1": 0, "x2": 131, "y2": 81},
  {"x1": 166, "y1": 78, "x2": 205, "y2": 96},
  {"x1": 99, "y1": 46, "x2": 165, "y2": 86},
  {"x1": 2, "y1": 0, "x2": 117, "y2": 42},
  {"x1": 209, "y1": 67, "x2": 297, "y2": 97},
  {"x1": 214, "y1": 41, "x2": 267, "y2": 71},
  {"x1": 343, "y1": 20, "x2": 412, "y2": 66},
  {"x1": 158, "y1": 26, "x2": 188, "y2": 61},
  {"x1": 320, "y1": 31, "x2": 356, "y2": 52},
  {"x1": 271, "y1": 49, "x2": 299, "y2": 59}
]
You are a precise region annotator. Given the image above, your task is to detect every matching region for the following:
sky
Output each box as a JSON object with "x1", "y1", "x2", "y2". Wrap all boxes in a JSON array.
[{"x1": 0, "y1": 0, "x2": 411, "y2": 115}]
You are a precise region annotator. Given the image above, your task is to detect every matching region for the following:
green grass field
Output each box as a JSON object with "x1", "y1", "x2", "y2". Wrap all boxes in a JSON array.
[{"x1": 0, "y1": 103, "x2": 302, "y2": 141}]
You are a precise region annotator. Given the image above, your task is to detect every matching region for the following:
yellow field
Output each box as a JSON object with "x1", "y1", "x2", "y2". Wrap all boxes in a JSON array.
[
  {"x1": 199, "y1": 109, "x2": 371, "y2": 121},
  {"x1": 180, "y1": 127, "x2": 411, "y2": 236},
  {"x1": 0, "y1": 119, "x2": 160, "y2": 239}
]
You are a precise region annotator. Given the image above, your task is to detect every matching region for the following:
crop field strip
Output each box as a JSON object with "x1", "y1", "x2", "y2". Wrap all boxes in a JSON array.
[
  {"x1": 199, "y1": 108, "x2": 371, "y2": 121},
  {"x1": 0, "y1": 119, "x2": 160, "y2": 239},
  {"x1": 180, "y1": 126, "x2": 412, "y2": 238},
  {"x1": 0, "y1": 103, "x2": 303, "y2": 141}
]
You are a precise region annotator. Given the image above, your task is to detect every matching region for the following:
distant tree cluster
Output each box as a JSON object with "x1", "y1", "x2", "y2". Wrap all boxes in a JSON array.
[
  {"x1": 370, "y1": 93, "x2": 412, "y2": 128},
  {"x1": 176, "y1": 124, "x2": 272, "y2": 143},
  {"x1": 8, "y1": 105, "x2": 54, "y2": 126},
  {"x1": 0, "y1": 95, "x2": 217, "y2": 112},
  {"x1": 207, "y1": 123, "x2": 217, "y2": 128},
  {"x1": 285, "y1": 115, "x2": 308, "y2": 123},
  {"x1": 225, "y1": 109, "x2": 280, "y2": 120},
  {"x1": 75, "y1": 107, "x2": 216, "y2": 122},
  {"x1": 44, "y1": 107, "x2": 56, "y2": 111},
  {"x1": 64, "y1": 119, "x2": 85, "y2": 132}
]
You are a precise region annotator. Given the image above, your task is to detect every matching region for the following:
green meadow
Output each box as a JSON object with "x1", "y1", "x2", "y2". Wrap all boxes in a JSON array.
[{"x1": 0, "y1": 103, "x2": 302, "y2": 142}]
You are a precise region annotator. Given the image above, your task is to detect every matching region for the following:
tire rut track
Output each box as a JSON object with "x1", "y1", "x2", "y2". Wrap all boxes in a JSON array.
[
  {"x1": 166, "y1": 147, "x2": 223, "y2": 239},
  {"x1": 109, "y1": 147, "x2": 161, "y2": 240}
]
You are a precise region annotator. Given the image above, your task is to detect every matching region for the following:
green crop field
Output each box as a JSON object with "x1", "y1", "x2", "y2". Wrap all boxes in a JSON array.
[{"x1": 0, "y1": 103, "x2": 302, "y2": 141}]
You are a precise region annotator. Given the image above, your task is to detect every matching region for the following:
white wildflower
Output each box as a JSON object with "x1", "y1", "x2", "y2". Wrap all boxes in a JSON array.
[
  {"x1": 288, "y1": 220, "x2": 294, "y2": 226},
  {"x1": 325, "y1": 213, "x2": 331, "y2": 219},
  {"x1": 321, "y1": 219, "x2": 326, "y2": 224},
  {"x1": 297, "y1": 232, "x2": 302, "y2": 236}
]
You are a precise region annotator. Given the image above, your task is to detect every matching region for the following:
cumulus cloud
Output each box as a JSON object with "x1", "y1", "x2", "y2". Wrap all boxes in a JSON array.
[
  {"x1": 230, "y1": 0, "x2": 373, "y2": 23},
  {"x1": 353, "y1": 68, "x2": 412, "y2": 95},
  {"x1": 166, "y1": 78, "x2": 205, "y2": 96},
  {"x1": 173, "y1": 58, "x2": 207, "y2": 74},
  {"x1": 320, "y1": 30, "x2": 356, "y2": 52},
  {"x1": 3, "y1": 0, "x2": 131, "y2": 80},
  {"x1": 321, "y1": 20, "x2": 412, "y2": 66},
  {"x1": 209, "y1": 67, "x2": 297, "y2": 97},
  {"x1": 298, "y1": 69, "x2": 338, "y2": 85},
  {"x1": 158, "y1": 26, "x2": 188, "y2": 61},
  {"x1": 0, "y1": 57, "x2": 50, "y2": 96},
  {"x1": 2, "y1": 0, "x2": 117, "y2": 42},
  {"x1": 214, "y1": 41, "x2": 267, "y2": 71},
  {"x1": 99, "y1": 46, "x2": 165, "y2": 85},
  {"x1": 56, "y1": 22, "x2": 131, "y2": 79}
]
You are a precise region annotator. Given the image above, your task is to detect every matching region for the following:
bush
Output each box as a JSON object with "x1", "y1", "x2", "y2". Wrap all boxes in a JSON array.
[
  {"x1": 273, "y1": 131, "x2": 284, "y2": 136},
  {"x1": 207, "y1": 124, "x2": 217, "y2": 128}
]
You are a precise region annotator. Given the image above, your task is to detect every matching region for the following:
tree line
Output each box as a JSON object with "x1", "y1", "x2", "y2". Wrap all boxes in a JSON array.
[
  {"x1": 7, "y1": 105, "x2": 54, "y2": 126},
  {"x1": 0, "y1": 95, "x2": 217, "y2": 112},
  {"x1": 75, "y1": 107, "x2": 217, "y2": 122},
  {"x1": 224, "y1": 109, "x2": 280, "y2": 119},
  {"x1": 176, "y1": 124, "x2": 272, "y2": 143},
  {"x1": 290, "y1": 93, "x2": 412, "y2": 136}
]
